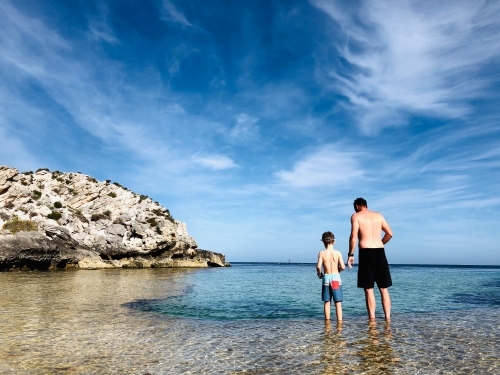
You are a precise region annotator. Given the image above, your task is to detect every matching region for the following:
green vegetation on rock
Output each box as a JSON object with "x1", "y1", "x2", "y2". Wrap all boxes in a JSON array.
[
  {"x1": 146, "y1": 217, "x2": 158, "y2": 227},
  {"x1": 2, "y1": 217, "x2": 38, "y2": 234},
  {"x1": 54, "y1": 201, "x2": 63, "y2": 208},
  {"x1": 73, "y1": 209, "x2": 88, "y2": 223},
  {"x1": 47, "y1": 211, "x2": 62, "y2": 221},
  {"x1": 91, "y1": 210, "x2": 111, "y2": 221},
  {"x1": 151, "y1": 208, "x2": 174, "y2": 223}
]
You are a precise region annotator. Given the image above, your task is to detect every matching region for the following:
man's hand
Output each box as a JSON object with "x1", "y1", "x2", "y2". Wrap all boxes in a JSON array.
[{"x1": 348, "y1": 256, "x2": 354, "y2": 268}]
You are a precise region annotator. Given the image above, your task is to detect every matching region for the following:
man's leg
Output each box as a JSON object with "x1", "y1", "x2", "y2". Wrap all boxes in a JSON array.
[
  {"x1": 323, "y1": 301, "x2": 331, "y2": 320},
  {"x1": 364, "y1": 288, "x2": 376, "y2": 320},
  {"x1": 379, "y1": 287, "x2": 391, "y2": 321},
  {"x1": 334, "y1": 301, "x2": 342, "y2": 322}
]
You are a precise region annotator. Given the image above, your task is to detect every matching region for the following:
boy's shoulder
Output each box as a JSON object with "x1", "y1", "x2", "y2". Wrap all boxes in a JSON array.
[
  {"x1": 330, "y1": 248, "x2": 342, "y2": 258},
  {"x1": 319, "y1": 248, "x2": 341, "y2": 256}
]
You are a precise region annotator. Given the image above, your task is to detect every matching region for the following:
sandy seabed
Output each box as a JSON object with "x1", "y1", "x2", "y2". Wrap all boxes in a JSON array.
[{"x1": 0, "y1": 268, "x2": 498, "y2": 374}]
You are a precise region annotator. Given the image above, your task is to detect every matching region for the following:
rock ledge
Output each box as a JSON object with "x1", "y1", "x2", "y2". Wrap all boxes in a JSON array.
[{"x1": 0, "y1": 166, "x2": 229, "y2": 271}]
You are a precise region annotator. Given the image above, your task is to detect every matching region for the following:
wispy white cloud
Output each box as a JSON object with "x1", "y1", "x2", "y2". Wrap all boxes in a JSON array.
[
  {"x1": 0, "y1": 127, "x2": 39, "y2": 171},
  {"x1": 229, "y1": 113, "x2": 259, "y2": 141},
  {"x1": 276, "y1": 144, "x2": 364, "y2": 188},
  {"x1": 0, "y1": 1, "x2": 198, "y2": 177},
  {"x1": 312, "y1": 0, "x2": 500, "y2": 134},
  {"x1": 88, "y1": 22, "x2": 117, "y2": 44},
  {"x1": 191, "y1": 154, "x2": 238, "y2": 170},
  {"x1": 161, "y1": 0, "x2": 192, "y2": 27}
]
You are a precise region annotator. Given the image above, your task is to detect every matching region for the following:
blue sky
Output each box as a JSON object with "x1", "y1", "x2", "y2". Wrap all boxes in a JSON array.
[{"x1": 1, "y1": 0, "x2": 500, "y2": 264}]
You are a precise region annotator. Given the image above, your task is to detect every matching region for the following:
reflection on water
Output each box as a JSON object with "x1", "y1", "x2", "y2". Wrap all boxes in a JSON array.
[
  {"x1": 320, "y1": 321, "x2": 347, "y2": 375},
  {"x1": 320, "y1": 321, "x2": 399, "y2": 375},
  {"x1": 0, "y1": 269, "x2": 499, "y2": 374},
  {"x1": 356, "y1": 321, "x2": 397, "y2": 374}
]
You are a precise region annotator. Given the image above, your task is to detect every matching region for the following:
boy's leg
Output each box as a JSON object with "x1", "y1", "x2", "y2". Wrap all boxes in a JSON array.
[
  {"x1": 364, "y1": 288, "x2": 376, "y2": 320},
  {"x1": 334, "y1": 301, "x2": 342, "y2": 322},
  {"x1": 379, "y1": 287, "x2": 391, "y2": 321},
  {"x1": 323, "y1": 301, "x2": 331, "y2": 320}
]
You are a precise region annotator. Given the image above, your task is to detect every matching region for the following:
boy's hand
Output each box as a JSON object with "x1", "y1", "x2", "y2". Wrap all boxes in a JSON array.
[{"x1": 317, "y1": 272, "x2": 324, "y2": 279}]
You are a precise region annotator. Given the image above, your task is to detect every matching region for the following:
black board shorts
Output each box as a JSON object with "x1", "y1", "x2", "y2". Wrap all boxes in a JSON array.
[{"x1": 357, "y1": 248, "x2": 392, "y2": 289}]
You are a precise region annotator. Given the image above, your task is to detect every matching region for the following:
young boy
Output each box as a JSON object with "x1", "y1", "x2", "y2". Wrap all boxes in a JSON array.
[{"x1": 316, "y1": 231, "x2": 346, "y2": 321}]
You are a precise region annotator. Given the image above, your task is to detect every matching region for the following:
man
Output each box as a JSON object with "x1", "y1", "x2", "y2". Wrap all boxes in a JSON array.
[{"x1": 348, "y1": 198, "x2": 393, "y2": 321}]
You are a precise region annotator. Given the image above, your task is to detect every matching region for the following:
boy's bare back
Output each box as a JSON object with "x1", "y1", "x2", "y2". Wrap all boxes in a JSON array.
[{"x1": 318, "y1": 248, "x2": 345, "y2": 274}]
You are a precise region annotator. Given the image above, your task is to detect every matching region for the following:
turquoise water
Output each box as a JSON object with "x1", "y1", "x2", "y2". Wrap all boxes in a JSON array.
[
  {"x1": 127, "y1": 263, "x2": 500, "y2": 320},
  {"x1": 0, "y1": 264, "x2": 499, "y2": 374}
]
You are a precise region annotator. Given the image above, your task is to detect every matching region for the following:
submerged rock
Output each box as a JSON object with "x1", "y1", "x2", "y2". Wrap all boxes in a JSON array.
[{"x1": 0, "y1": 166, "x2": 229, "y2": 271}]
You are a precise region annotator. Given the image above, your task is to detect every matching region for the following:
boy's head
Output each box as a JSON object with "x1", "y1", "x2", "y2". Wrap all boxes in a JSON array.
[{"x1": 321, "y1": 231, "x2": 335, "y2": 245}]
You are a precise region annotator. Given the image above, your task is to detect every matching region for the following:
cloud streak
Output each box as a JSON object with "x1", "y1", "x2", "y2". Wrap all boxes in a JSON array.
[
  {"x1": 191, "y1": 154, "x2": 238, "y2": 170},
  {"x1": 276, "y1": 144, "x2": 364, "y2": 188},
  {"x1": 312, "y1": 0, "x2": 500, "y2": 134}
]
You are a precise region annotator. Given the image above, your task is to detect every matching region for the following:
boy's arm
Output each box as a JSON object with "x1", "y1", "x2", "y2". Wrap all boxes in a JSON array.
[
  {"x1": 338, "y1": 252, "x2": 346, "y2": 272},
  {"x1": 316, "y1": 252, "x2": 323, "y2": 278}
]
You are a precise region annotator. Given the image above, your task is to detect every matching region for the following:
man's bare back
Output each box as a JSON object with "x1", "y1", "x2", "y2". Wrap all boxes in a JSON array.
[
  {"x1": 350, "y1": 209, "x2": 392, "y2": 250},
  {"x1": 348, "y1": 198, "x2": 393, "y2": 321}
]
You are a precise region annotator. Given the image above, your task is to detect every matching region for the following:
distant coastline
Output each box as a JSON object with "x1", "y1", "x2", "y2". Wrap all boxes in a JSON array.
[{"x1": 229, "y1": 262, "x2": 500, "y2": 268}]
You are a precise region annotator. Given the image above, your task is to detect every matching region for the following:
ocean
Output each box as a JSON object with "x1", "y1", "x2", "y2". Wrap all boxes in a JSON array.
[{"x1": 0, "y1": 263, "x2": 499, "y2": 374}]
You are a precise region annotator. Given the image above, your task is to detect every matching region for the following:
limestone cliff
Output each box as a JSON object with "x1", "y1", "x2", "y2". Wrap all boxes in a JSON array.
[{"x1": 0, "y1": 166, "x2": 229, "y2": 270}]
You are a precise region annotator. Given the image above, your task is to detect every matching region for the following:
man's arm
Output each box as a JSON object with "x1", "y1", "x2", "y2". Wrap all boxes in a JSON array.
[
  {"x1": 348, "y1": 214, "x2": 358, "y2": 268},
  {"x1": 316, "y1": 252, "x2": 323, "y2": 278},
  {"x1": 381, "y1": 215, "x2": 393, "y2": 245}
]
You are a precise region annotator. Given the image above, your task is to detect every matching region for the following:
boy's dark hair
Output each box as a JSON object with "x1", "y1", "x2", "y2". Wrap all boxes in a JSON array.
[
  {"x1": 353, "y1": 197, "x2": 367, "y2": 207},
  {"x1": 321, "y1": 231, "x2": 335, "y2": 244}
]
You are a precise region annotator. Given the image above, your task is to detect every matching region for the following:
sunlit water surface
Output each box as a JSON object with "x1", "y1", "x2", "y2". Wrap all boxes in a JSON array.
[{"x1": 0, "y1": 263, "x2": 499, "y2": 374}]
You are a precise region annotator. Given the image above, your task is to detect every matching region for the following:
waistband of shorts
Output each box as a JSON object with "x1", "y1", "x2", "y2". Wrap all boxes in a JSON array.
[
  {"x1": 359, "y1": 248, "x2": 385, "y2": 251},
  {"x1": 322, "y1": 273, "x2": 341, "y2": 282}
]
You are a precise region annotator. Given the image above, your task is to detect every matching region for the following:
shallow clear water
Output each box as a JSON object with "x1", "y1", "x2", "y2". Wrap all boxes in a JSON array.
[{"x1": 0, "y1": 264, "x2": 499, "y2": 374}]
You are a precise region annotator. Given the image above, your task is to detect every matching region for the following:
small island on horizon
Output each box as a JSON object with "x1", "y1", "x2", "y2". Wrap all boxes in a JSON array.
[{"x1": 0, "y1": 165, "x2": 229, "y2": 271}]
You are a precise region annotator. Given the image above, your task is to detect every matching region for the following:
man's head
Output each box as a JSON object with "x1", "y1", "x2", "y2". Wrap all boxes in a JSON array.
[
  {"x1": 321, "y1": 231, "x2": 335, "y2": 245},
  {"x1": 353, "y1": 197, "x2": 367, "y2": 212}
]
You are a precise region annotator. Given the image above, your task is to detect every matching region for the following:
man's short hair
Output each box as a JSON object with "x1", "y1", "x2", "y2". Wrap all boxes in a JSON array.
[
  {"x1": 353, "y1": 197, "x2": 367, "y2": 207},
  {"x1": 321, "y1": 231, "x2": 335, "y2": 243}
]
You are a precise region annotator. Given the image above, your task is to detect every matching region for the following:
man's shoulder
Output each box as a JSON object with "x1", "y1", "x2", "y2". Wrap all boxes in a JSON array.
[{"x1": 366, "y1": 209, "x2": 383, "y2": 218}]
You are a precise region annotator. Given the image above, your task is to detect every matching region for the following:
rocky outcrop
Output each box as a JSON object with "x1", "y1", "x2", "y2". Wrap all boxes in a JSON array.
[{"x1": 0, "y1": 166, "x2": 229, "y2": 271}]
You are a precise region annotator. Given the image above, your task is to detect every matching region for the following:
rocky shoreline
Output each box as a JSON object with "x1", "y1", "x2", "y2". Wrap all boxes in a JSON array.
[{"x1": 0, "y1": 166, "x2": 229, "y2": 271}]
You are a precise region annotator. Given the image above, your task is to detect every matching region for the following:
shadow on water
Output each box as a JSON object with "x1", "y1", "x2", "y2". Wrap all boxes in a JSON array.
[
  {"x1": 123, "y1": 296, "x2": 319, "y2": 320},
  {"x1": 451, "y1": 277, "x2": 500, "y2": 306},
  {"x1": 452, "y1": 292, "x2": 500, "y2": 306},
  {"x1": 482, "y1": 277, "x2": 500, "y2": 288}
]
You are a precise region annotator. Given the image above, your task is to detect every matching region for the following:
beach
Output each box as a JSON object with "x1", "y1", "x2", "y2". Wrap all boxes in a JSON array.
[{"x1": 0, "y1": 264, "x2": 499, "y2": 374}]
